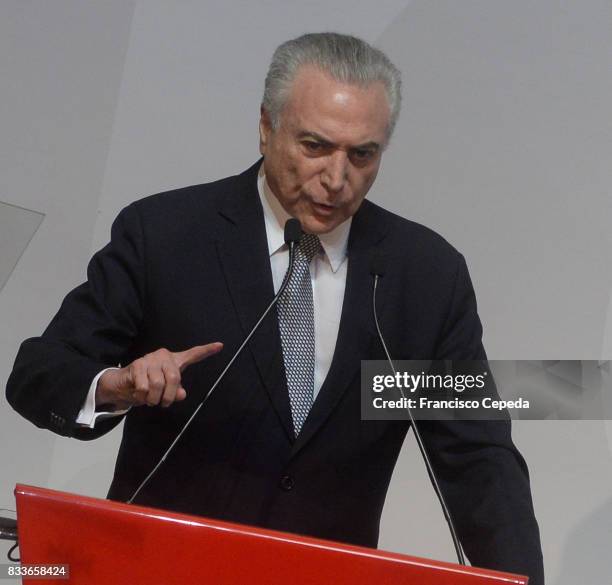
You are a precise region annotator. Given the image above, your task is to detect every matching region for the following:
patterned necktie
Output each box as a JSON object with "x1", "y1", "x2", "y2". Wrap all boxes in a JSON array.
[{"x1": 277, "y1": 233, "x2": 321, "y2": 436}]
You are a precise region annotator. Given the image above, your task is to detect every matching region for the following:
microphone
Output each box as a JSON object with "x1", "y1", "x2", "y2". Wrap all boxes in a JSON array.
[
  {"x1": 369, "y1": 255, "x2": 466, "y2": 566},
  {"x1": 127, "y1": 219, "x2": 303, "y2": 504},
  {"x1": 284, "y1": 218, "x2": 303, "y2": 246},
  {"x1": 369, "y1": 253, "x2": 386, "y2": 279}
]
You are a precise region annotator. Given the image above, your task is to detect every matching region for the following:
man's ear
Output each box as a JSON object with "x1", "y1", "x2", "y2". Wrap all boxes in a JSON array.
[{"x1": 259, "y1": 106, "x2": 272, "y2": 155}]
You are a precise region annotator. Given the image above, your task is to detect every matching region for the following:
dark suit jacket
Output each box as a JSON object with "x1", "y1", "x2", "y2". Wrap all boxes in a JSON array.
[{"x1": 7, "y1": 160, "x2": 544, "y2": 583}]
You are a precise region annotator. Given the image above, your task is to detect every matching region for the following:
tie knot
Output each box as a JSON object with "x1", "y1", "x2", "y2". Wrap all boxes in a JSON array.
[{"x1": 298, "y1": 233, "x2": 321, "y2": 262}]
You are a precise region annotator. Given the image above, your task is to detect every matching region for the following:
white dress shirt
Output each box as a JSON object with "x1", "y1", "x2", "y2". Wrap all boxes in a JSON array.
[{"x1": 77, "y1": 166, "x2": 350, "y2": 426}]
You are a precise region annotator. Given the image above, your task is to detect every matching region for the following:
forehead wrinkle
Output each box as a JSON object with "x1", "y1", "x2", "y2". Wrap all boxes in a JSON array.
[
  {"x1": 287, "y1": 93, "x2": 382, "y2": 144},
  {"x1": 294, "y1": 115, "x2": 382, "y2": 150}
]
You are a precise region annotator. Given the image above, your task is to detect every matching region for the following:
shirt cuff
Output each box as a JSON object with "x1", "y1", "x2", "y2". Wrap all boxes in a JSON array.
[{"x1": 76, "y1": 367, "x2": 130, "y2": 428}]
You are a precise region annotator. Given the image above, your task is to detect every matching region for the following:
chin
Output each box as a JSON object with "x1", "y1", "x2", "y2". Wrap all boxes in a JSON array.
[{"x1": 300, "y1": 216, "x2": 338, "y2": 235}]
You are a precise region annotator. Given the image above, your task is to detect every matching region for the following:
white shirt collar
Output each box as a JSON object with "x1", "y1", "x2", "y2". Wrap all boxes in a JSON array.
[{"x1": 257, "y1": 165, "x2": 351, "y2": 273}]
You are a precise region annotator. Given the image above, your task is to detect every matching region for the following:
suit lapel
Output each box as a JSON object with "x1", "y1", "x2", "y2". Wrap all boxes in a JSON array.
[
  {"x1": 290, "y1": 201, "x2": 388, "y2": 458},
  {"x1": 213, "y1": 166, "x2": 391, "y2": 450},
  {"x1": 215, "y1": 161, "x2": 295, "y2": 442}
]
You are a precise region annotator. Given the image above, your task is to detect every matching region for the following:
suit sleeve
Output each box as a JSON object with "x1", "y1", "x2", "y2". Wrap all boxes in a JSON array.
[
  {"x1": 6, "y1": 203, "x2": 146, "y2": 440},
  {"x1": 421, "y1": 253, "x2": 545, "y2": 584}
]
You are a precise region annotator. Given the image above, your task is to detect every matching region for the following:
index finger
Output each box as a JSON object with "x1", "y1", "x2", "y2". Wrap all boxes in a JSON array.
[{"x1": 174, "y1": 342, "x2": 224, "y2": 372}]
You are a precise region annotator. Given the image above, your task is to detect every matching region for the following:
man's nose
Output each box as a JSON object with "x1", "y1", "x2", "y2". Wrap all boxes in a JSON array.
[{"x1": 321, "y1": 151, "x2": 348, "y2": 193}]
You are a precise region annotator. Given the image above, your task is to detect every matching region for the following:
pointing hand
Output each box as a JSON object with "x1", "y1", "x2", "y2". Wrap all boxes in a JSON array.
[{"x1": 95, "y1": 343, "x2": 224, "y2": 410}]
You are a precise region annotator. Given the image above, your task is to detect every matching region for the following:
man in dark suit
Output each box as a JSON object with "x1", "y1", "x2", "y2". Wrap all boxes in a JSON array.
[{"x1": 6, "y1": 33, "x2": 544, "y2": 583}]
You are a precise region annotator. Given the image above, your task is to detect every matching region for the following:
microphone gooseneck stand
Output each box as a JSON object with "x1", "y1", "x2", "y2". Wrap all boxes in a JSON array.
[
  {"x1": 127, "y1": 219, "x2": 304, "y2": 504},
  {"x1": 369, "y1": 255, "x2": 466, "y2": 566}
]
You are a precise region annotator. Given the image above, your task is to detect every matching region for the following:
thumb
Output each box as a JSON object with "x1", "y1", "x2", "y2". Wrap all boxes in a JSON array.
[{"x1": 174, "y1": 342, "x2": 223, "y2": 372}]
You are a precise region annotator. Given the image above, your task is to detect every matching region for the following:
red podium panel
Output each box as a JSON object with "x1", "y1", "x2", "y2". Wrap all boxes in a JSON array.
[{"x1": 15, "y1": 484, "x2": 527, "y2": 585}]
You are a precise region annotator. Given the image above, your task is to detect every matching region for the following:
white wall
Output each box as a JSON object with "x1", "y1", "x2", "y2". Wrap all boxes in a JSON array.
[{"x1": 1, "y1": 2, "x2": 611, "y2": 583}]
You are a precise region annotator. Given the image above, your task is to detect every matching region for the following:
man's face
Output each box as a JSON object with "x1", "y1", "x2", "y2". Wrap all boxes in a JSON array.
[{"x1": 259, "y1": 65, "x2": 391, "y2": 234}]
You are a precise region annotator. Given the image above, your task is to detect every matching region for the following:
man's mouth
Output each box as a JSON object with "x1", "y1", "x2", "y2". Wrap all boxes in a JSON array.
[{"x1": 311, "y1": 201, "x2": 336, "y2": 216}]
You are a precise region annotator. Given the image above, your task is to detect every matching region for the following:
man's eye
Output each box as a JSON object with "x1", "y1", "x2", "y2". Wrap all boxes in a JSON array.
[
  {"x1": 304, "y1": 141, "x2": 324, "y2": 152},
  {"x1": 352, "y1": 149, "x2": 373, "y2": 160}
]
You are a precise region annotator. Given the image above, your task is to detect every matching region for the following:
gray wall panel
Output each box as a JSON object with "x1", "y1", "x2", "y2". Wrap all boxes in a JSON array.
[{"x1": 0, "y1": 0, "x2": 136, "y2": 535}]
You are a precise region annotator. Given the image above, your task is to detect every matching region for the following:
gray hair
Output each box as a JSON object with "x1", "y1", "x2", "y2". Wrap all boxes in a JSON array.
[{"x1": 262, "y1": 32, "x2": 402, "y2": 142}]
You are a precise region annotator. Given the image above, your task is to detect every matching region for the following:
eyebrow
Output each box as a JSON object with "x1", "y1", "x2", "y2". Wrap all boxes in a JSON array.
[{"x1": 298, "y1": 131, "x2": 381, "y2": 151}]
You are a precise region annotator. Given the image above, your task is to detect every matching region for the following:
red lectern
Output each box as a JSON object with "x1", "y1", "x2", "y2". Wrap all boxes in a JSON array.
[{"x1": 14, "y1": 484, "x2": 527, "y2": 584}]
